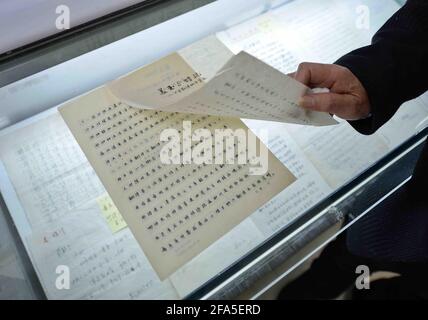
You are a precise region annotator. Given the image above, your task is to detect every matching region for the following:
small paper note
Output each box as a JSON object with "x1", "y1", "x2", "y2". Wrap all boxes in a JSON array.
[{"x1": 97, "y1": 194, "x2": 128, "y2": 233}]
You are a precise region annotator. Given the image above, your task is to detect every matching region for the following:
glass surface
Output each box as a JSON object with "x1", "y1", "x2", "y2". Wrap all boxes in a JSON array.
[
  {"x1": 1, "y1": 0, "x2": 426, "y2": 300},
  {"x1": 0, "y1": 0, "x2": 149, "y2": 54}
]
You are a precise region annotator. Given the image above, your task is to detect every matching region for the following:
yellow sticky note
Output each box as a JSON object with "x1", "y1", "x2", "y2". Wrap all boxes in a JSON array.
[{"x1": 97, "y1": 194, "x2": 127, "y2": 233}]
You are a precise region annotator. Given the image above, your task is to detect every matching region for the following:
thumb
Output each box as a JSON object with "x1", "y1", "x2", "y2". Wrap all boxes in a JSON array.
[{"x1": 294, "y1": 62, "x2": 335, "y2": 88}]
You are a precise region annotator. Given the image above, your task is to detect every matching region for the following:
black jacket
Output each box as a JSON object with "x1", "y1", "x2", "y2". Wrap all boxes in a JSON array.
[
  {"x1": 337, "y1": 0, "x2": 428, "y2": 135},
  {"x1": 335, "y1": 0, "x2": 428, "y2": 262}
]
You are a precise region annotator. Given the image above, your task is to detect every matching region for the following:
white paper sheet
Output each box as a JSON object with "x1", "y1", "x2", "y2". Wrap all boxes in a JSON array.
[
  {"x1": 270, "y1": 0, "x2": 362, "y2": 63},
  {"x1": 28, "y1": 205, "x2": 179, "y2": 299},
  {"x1": 169, "y1": 219, "x2": 264, "y2": 297},
  {"x1": 216, "y1": 13, "x2": 300, "y2": 74},
  {"x1": 0, "y1": 113, "x2": 105, "y2": 227},
  {"x1": 286, "y1": 120, "x2": 390, "y2": 188},
  {"x1": 244, "y1": 120, "x2": 333, "y2": 235},
  {"x1": 376, "y1": 93, "x2": 428, "y2": 148}
]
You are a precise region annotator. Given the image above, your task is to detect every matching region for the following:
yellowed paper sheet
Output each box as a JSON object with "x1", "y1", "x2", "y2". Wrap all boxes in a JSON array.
[
  {"x1": 108, "y1": 53, "x2": 205, "y2": 110},
  {"x1": 107, "y1": 37, "x2": 337, "y2": 126},
  {"x1": 59, "y1": 87, "x2": 295, "y2": 279},
  {"x1": 166, "y1": 52, "x2": 337, "y2": 125}
]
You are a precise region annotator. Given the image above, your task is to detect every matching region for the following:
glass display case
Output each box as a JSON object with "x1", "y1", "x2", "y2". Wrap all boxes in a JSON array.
[{"x1": 0, "y1": 0, "x2": 426, "y2": 300}]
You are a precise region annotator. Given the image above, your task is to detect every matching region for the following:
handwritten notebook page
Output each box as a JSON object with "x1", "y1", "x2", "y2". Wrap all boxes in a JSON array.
[
  {"x1": 107, "y1": 37, "x2": 337, "y2": 126},
  {"x1": 244, "y1": 120, "x2": 332, "y2": 235},
  {"x1": 271, "y1": 0, "x2": 369, "y2": 63},
  {"x1": 0, "y1": 113, "x2": 105, "y2": 227},
  {"x1": 216, "y1": 12, "x2": 301, "y2": 75},
  {"x1": 285, "y1": 120, "x2": 389, "y2": 188},
  {"x1": 28, "y1": 206, "x2": 179, "y2": 299},
  {"x1": 59, "y1": 87, "x2": 295, "y2": 279},
  {"x1": 271, "y1": 0, "x2": 400, "y2": 64}
]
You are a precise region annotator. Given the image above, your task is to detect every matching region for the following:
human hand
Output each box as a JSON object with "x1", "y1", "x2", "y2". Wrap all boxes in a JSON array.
[{"x1": 290, "y1": 62, "x2": 371, "y2": 120}]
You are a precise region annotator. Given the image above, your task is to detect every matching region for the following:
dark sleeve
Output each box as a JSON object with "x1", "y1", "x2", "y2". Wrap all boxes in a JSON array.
[{"x1": 335, "y1": 0, "x2": 428, "y2": 135}]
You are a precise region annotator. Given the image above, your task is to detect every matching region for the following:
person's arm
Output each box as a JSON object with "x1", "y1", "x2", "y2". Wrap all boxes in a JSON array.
[
  {"x1": 337, "y1": 0, "x2": 428, "y2": 134},
  {"x1": 293, "y1": 0, "x2": 428, "y2": 135}
]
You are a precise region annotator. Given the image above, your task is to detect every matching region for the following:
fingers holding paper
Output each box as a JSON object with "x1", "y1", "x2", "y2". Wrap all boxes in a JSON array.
[{"x1": 289, "y1": 62, "x2": 371, "y2": 121}]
